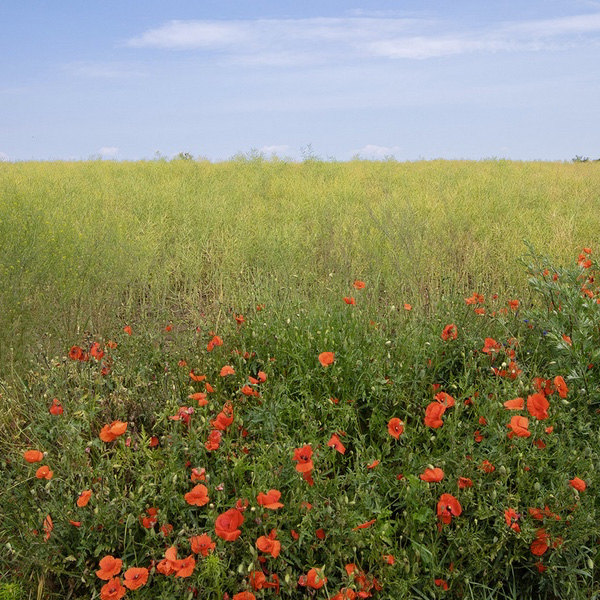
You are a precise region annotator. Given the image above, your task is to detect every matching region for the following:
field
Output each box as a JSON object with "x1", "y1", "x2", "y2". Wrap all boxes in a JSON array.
[{"x1": 1, "y1": 159, "x2": 599, "y2": 599}]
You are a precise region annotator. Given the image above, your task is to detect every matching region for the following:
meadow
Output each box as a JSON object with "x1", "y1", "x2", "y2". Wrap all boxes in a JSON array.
[{"x1": 1, "y1": 158, "x2": 599, "y2": 599}]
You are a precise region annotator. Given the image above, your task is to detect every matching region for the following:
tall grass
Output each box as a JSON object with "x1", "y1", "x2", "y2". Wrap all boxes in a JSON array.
[{"x1": 1, "y1": 158, "x2": 599, "y2": 371}]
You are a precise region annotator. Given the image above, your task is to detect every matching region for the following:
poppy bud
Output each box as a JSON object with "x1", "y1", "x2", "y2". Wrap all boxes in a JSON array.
[{"x1": 534, "y1": 482, "x2": 541, "y2": 491}]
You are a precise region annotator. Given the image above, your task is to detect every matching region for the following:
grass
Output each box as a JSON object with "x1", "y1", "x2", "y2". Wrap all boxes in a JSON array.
[
  {"x1": 1, "y1": 158, "x2": 599, "y2": 598},
  {"x1": 1, "y1": 158, "x2": 599, "y2": 372}
]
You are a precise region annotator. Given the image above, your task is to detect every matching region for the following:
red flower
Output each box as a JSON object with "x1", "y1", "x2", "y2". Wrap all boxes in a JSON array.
[
  {"x1": 306, "y1": 568, "x2": 327, "y2": 589},
  {"x1": 352, "y1": 518, "x2": 376, "y2": 531},
  {"x1": 569, "y1": 477, "x2": 586, "y2": 492},
  {"x1": 175, "y1": 555, "x2": 196, "y2": 578},
  {"x1": 90, "y1": 342, "x2": 104, "y2": 360},
  {"x1": 99, "y1": 421, "x2": 128, "y2": 443},
  {"x1": 292, "y1": 445, "x2": 314, "y2": 473},
  {"x1": 96, "y1": 556, "x2": 123, "y2": 580},
  {"x1": 504, "y1": 508, "x2": 521, "y2": 532},
  {"x1": 215, "y1": 508, "x2": 244, "y2": 541},
  {"x1": 256, "y1": 529, "x2": 281, "y2": 558},
  {"x1": 530, "y1": 529, "x2": 550, "y2": 556},
  {"x1": 100, "y1": 577, "x2": 126, "y2": 600},
  {"x1": 49, "y1": 398, "x2": 63, "y2": 415},
  {"x1": 503, "y1": 397, "x2": 524, "y2": 410},
  {"x1": 353, "y1": 280, "x2": 366, "y2": 289},
  {"x1": 185, "y1": 484, "x2": 210, "y2": 506},
  {"x1": 233, "y1": 593, "x2": 256, "y2": 600},
  {"x1": 507, "y1": 415, "x2": 531, "y2": 438},
  {"x1": 420, "y1": 467, "x2": 444, "y2": 482},
  {"x1": 435, "y1": 578, "x2": 449, "y2": 590},
  {"x1": 327, "y1": 433, "x2": 346, "y2": 454},
  {"x1": 36, "y1": 465, "x2": 53, "y2": 480},
  {"x1": 387, "y1": 417, "x2": 404, "y2": 439},
  {"x1": 69, "y1": 345, "x2": 84, "y2": 360},
  {"x1": 24, "y1": 449, "x2": 44, "y2": 463},
  {"x1": 441, "y1": 324, "x2": 457, "y2": 341},
  {"x1": 77, "y1": 490, "x2": 92, "y2": 507},
  {"x1": 437, "y1": 494, "x2": 462, "y2": 525},
  {"x1": 318, "y1": 352, "x2": 335, "y2": 367},
  {"x1": 554, "y1": 375, "x2": 568, "y2": 398},
  {"x1": 458, "y1": 477, "x2": 473, "y2": 489},
  {"x1": 424, "y1": 402, "x2": 446, "y2": 428},
  {"x1": 220, "y1": 365, "x2": 235, "y2": 377},
  {"x1": 123, "y1": 567, "x2": 149, "y2": 590},
  {"x1": 190, "y1": 533, "x2": 216, "y2": 556},
  {"x1": 256, "y1": 489, "x2": 284, "y2": 509},
  {"x1": 480, "y1": 460, "x2": 495, "y2": 473},
  {"x1": 527, "y1": 393, "x2": 549, "y2": 420},
  {"x1": 343, "y1": 296, "x2": 356, "y2": 305}
]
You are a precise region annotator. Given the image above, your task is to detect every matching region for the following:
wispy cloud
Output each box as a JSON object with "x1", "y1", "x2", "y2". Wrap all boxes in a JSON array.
[
  {"x1": 259, "y1": 144, "x2": 291, "y2": 155},
  {"x1": 98, "y1": 146, "x2": 119, "y2": 158},
  {"x1": 356, "y1": 144, "x2": 401, "y2": 159},
  {"x1": 0, "y1": 152, "x2": 9, "y2": 162},
  {"x1": 125, "y1": 13, "x2": 600, "y2": 64}
]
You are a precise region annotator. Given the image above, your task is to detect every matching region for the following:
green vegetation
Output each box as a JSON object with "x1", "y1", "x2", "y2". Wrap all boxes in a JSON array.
[
  {"x1": 1, "y1": 159, "x2": 599, "y2": 371},
  {"x1": 1, "y1": 160, "x2": 599, "y2": 598}
]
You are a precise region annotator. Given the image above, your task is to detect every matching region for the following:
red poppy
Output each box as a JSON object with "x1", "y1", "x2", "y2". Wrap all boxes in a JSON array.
[
  {"x1": 503, "y1": 397, "x2": 524, "y2": 410},
  {"x1": 123, "y1": 567, "x2": 149, "y2": 590},
  {"x1": 292, "y1": 445, "x2": 314, "y2": 473},
  {"x1": 256, "y1": 529, "x2": 281, "y2": 558},
  {"x1": 99, "y1": 421, "x2": 128, "y2": 442},
  {"x1": 420, "y1": 467, "x2": 444, "y2": 482},
  {"x1": 123, "y1": 325, "x2": 132, "y2": 336},
  {"x1": 480, "y1": 460, "x2": 495, "y2": 473},
  {"x1": 458, "y1": 477, "x2": 473, "y2": 489},
  {"x1": 554, "y1": 376, "x2": 568, "y2": 399},
  {"x1": 318, "y1": 352, "x2": 335, "y2": 367},
  {"x1": 352, "y1": 518, "x2": 376, "y2": 531},
  {"x1": 220, "y1": 365, "x2": 235, "y2": 377},
  {"x1": 482, "y1": 337, "x2": 502, "y2": 354},
  {"x1": 215, "y1": 508, "x2": 244, "y2": 541},
  {"x1": 36, "y1": 465, "x2": 53, "y2": 479},
  {"x1": 90, "y1": 342, "x2": 104, "y2": 360},
  {"x1": 69, "y1": 345, "x2": 84, "y2": 360},
  {"x1": 507, "y1": 415, "x2": 531, "y2": 438},
  {"x1": 504, "y1": 508, "x2": 521, "y2": 532},
  {"x1": 530, "y1": 529, "x2": 550, "y2": 556},
  {"x1": 233, "y1": 593, "x2": 256, "y2": 600},
  {"x1": 569, "y1": 477, "x2": 586, "y2": 492},
  {"x1": 175, "y1": 555, "x2": 196, "y2": 578},
  {"x1": 353, "y1": 280, "x2": 366, "y2": 289},
  {"x1": 437, "y1": 494, "x2": 462, "y2": 525},
  {"x1": 189, "y1": 392, "x2": 208, "y2": 406},
  {"x1": 191, "y1": 467, "x2": 206, "y2": 482},
  {"x1": 205, "y1": 429, "x2": 222, "y2": 451},
  {"x1": 185, "y1": 484, "x2": 210, "y2": 506},
  {"x1": 234, "y1": 314, "x2": 245, "y2": 324},
  {"x1": 367, "y1": 459, "x2": 380, "y2": 469},
  {"x1": 434, "y1": 392, "x2": 455, "y2": 407},
  {"x1": 343, "y1": 296, "x2": 356, "y2": 305},
  {"x1": 441, "y1": 324, "x2": 457, "y2": 341},
  {"x1": 189, "y1": 369, "x2": 206, "y2": 382},
  {"x1": 75, "y1": 489, "x2": 92, "y2": 507},
  {"x1": 424, "y1": 402, "x2": 446, "y2": 428},
  {"x1": 327, "y1": 433, "x2": 346, "y2": 454},
  {"x1": 96, "y1": 556, "x2": 123, "y2": 580},
  {"x1": 256, "y1": 489, "x2": 284, "y2": 509},
  {"x1": 100, "y1": 577, "x2": 126, "y2": 600},
  {"x1": 211, "y1": 403, "x2": 234, "y2": 431},
  {"x1": 404, "y1": 303, "x2": 412, "y2": 311},
  {"x1": 190, "y1": 533, "x2": 216, "y2": 556},
  {"x1": 435, "y1": 579, "x2": 449, "y2": 590},
  {"x1": 306, "y1": 568, "x2": 327, "y2": 589},
  {"x1": 527, "y1": 393, "x2": 549, "y2": 420},
  {"x1": 156, "y1": 546, "x2": 182, "y2": 575},
  {"x1": 49, "y1": 398, "x2": 63, "y2": 415},
  {"x1": 24, "y1": 449, "x2": 44, "y2": 463},
  {"x1": 387, "y1": 417, "x2": 404, "y2": 439}
]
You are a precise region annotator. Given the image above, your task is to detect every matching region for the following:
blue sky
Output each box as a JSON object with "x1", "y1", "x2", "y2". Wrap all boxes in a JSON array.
[{"x1": 1, "y1": 0, "x2": 599, "y2": 161}]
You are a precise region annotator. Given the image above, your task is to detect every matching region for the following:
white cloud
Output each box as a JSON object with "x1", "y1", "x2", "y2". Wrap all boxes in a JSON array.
[
  {"x1": 0, "y1": 152, "x2": 9, "y2": 161},
  {"x1": 125, "y1": 13, "x2": 600, "y2": 64},
  {"x1": 98, "y1": 147, "x2": 119, "y2": 158},
  {"x1": 356, "y1": 145, "x2": 401, "y2": 159}
]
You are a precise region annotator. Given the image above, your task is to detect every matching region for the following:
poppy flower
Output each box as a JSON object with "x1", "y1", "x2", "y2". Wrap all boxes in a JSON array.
[
  {"x1": 435, "y1": 579, "x2": 449, "y2": 590},
  {"x1": 480, "y1": 460, "x2": 495, "y2": 473},
  {"x1": 441, "y1": 324, "x2": 457, "y2": 341},
  {"x1": 383, "y1": 554, "x2": 395, "y2": 565},
  {"x1": 569, "y1": 477, "x2": 586, "y2": 492},
  {"x1": 482, "y1": 337, "x2": 502, "y2": 354},
  {"x1": 508, "y1": 299, "x2": 519, "y2": 310},
  {"x1": 233, "y1": 593, "x2": 256, "y2": 600},
  {"x1": 503, "y1": 397, "x2": 524, "y2": 410},
  {"x1": 189, "y1": 392, "x2": 208, "y2": 407},
  {"x1": 77, "y1": 490, "x2": 92, "y2": 507},
  {"x1": 424, "y1": 402, "x2": 446, "y2": 428},
  {"x1": 205, "y1": 429, "x2": 222, "y2": 451},
  {"x1": 353, "y1": 280, "x2": 366, "y2": 289},
  {"x1": 220, "y1": 365, "x2": 235, "y2": 377},
  {"x1": 191, "y1": 467, "x2": 206, "y2": 482},
  {"x1": 257, "y1": 489, "x2": 284, "y2": 509},
  {"x1": 123, "y1": 325, "x2": 132, "y2": 336},
  {"x1": 343, "y1": 296, "x2": 356, "y2": 305},
  {"x1": 458, "y1": 477, "x2": 473, "y2": 489},
  {"x1": 211, "y1": 404, "x2": 234, "y2": 431},
  {"x1": 24, "y1": 450, "x2": 44, "y2": 463},
  {"x1": 387, "y1": 417, "x2": 404, "y2": 439},
  {"x1": 306, "y1": 568, "x2": 327, "y2": 589},
  {"x1": 473, "y1": 430, "x2": 484, "y2": 443},
  {"x1": 530, "y1": 529, "x2": 550, "y2": 556},
  {"x1": 215, "y1": 508, "x2": 244, "y2": 541},
  {"x1": 69, "y1": 345, "x2": 84, "y2": 360},
  {"x1": 327, "y1": 433, "x2": 346, "y2": 454},
  {"x1": 35, "y1": 465, "x2": 53, "y2": 479},
  {"x1": 352, "y1": 518, "x2": 376, "y2": 531},
  {"x1": 90, "y1": 342, "x2": 104, "y2": 360},
  {"x1": 185, "y1": 484, "x2": 210, "y2": 506},
  {"x1": 234, "y1": 314, "x2": 245, "y2": 324},
  {"x1": 49, "y1": 398, "x2": 63, "y2": 415},
  {"x1": 190, "y1": 533, "x2": 216, "y2": 556},
  {"x1": 318, "y1": 352, "x2": 335, "y2": 367},
  {"x1": 527, "y1": 393, "x2": 549, "y2": 420},
  {"x1": 172, "y1": 555, "x2": 194, "y2": 578},
  {"x1": 331, "y1": 589, "x2": 357, "y2": 600},
  {"x1": 292, "y1": 445, "x2": 314, "y2": 473},
  {"x1": 96, "y1": 556, "x2": 123, "y2": 580},
  {"x1": 256, "y1": 529, "x2": 281, "y2": 558},
  {"x1": 504, "y1": 508, "x2": 521, "y2": 532},
  {"x1": 420, "y1": 468, "x2": 444, "y2": 482},
  {"x1": 99, "y1": 421, "x2": 128, "y2": 443},
  {"x1": 554, "y1": 376, "x2": 568, "y2": 398},
  {"x1": 404, "y1": 303, "x2": 412, "y2": 311},
  {"x1": 507, "y1": 415, "x2": 531, "y2": 438},
  {"x1": 100, "y1": 577, "x2": 127, "y2": 600},
  {"x1": 189, "y1": 369, "x2": 206, "y2": 382},
  {"x1": 437, "y1": 494, "x2": 462, "y2": 525},
  {"x1": 123, "y1": 567, "x2": 149, "y2": 590},
  {"x1": 434, "y1": 392, "x2": 455, "y2": 407},
  {"x1": 156, "y1": 546, "x2": 182, "y2": 575},
  {"x1": 367, "y1": 459, "x2": 380, "y2": 469},
  {"x1": 42, "y1": 514, "x2": 53, "y2": 541}
]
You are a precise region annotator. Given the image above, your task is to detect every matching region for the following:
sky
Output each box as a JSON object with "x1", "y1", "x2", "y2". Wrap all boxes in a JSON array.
[{"x1": 1, "y1": 0, "x2": 600, "y2": 162}]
